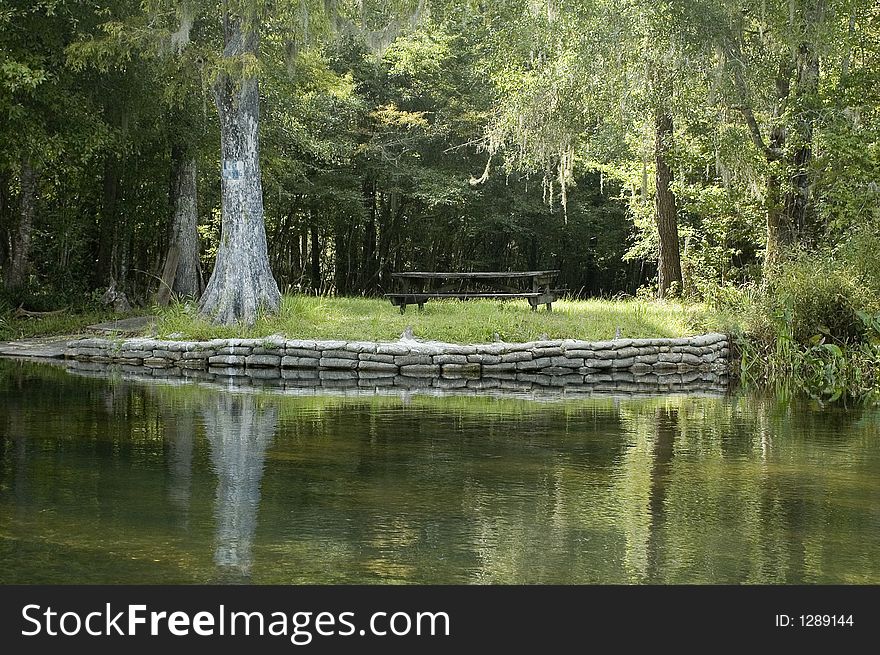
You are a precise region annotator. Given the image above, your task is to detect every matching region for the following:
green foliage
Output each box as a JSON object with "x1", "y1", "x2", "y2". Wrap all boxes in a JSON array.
[
  {"x1": 837, "y1": 223, "x2": 880, "y2": 296},
  {"x1": 751, "y1": 252, "x2": 876, "y2": 347},
  {"x1": 739, "y1": 249, "x2": 880, "y2": 400},
  {"x1": 0, "y1": 0, "x2": 878, "y2": 398}
]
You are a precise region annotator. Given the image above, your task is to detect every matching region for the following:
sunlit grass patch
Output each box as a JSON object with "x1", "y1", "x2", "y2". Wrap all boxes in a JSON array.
[{"x1": 153, "y1": 294, "x2": 739, "y2": 343}]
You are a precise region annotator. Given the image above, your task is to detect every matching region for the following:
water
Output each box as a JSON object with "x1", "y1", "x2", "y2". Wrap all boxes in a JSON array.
[{"x1": 1, "y1": 360, "x2": 878, "y2": 584}]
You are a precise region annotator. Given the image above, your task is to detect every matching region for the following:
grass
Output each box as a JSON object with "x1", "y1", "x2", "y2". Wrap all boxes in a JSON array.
[
  {"x1": 0, "y1": 309, "x2": 129, "y2": 342},
  {"x1": 152, "y1": 294, "x2": 741, "y2": 343}
]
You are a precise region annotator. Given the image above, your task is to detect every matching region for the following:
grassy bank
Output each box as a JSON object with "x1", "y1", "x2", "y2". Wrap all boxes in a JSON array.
[
  {"x1": 5, "y1": 286, "x2": 878, "y2": 402},
  {"x1": 153, "y1": 295, "x2": 738, "y2": 343},
  {"x1": 0, "y1": 310, "x2": 126, "y2": 342}
]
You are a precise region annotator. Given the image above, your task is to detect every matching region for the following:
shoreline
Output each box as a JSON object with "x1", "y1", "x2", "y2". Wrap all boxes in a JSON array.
[{"x1": 57, "y1": 333, "x2": 731, "y2": 392}]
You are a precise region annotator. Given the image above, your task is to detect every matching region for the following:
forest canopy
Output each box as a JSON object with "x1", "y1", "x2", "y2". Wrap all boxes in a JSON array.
[{"x1": 0, "y1": 0, "x2": 878, "y2": 323}]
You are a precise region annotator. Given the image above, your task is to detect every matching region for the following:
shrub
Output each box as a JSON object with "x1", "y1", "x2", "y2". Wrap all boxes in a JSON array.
[
  {"x1": 838, "y1": 224, "x2": 880, "y2": 298},
  {"x1": 739, "y1": 248, "x2": 880, "y2": 401},
  {"x1": 749, "y1": 251, "x2": 876, "y2": 348}
]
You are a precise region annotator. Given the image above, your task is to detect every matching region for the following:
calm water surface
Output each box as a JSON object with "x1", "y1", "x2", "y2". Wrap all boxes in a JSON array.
[{"x1": 1, "y1": 360, "x2": 878, "y2": 584}]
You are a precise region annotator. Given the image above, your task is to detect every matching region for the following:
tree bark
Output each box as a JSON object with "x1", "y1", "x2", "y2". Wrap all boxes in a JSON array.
[
  {"x1": 164, "y1": 147, "x2": 202, "y2": 300},
  {"x1": 95, "y1": 155, "x2": 120, "y2": 289},
  {"x1": 198, "y1": 6, "x2": 281, "y2": 325},
  {"x1": 334, "y1": 222, "x2": 349, "y2": 295},
  {"x1": 783, "y1": 40, "x2": 820, "y2": 243},
  {"x1": 654, "y1": 112, "x2": 682, "y2": 298},
  {"x1": 310, "y1": 223, "x2": 321, "y2": 292},
  {"x1": 361, "y1": 179, "x2": 378, "y2": 293},
  {"x1": 5, "y1": 157, "x2": 37, "y2": 293},
  {"x1": 299, "y1": 230, "x2": 308, "y2": 285},
  {"x1": 730, "y1": 47, "x2": 794, "y2": 268},
  {"x1": 762, "y1": 60, "x2": 795, "y2": 267},
  {"x1": 0, "y1": 169, "x2": 10, "y2": 271}
]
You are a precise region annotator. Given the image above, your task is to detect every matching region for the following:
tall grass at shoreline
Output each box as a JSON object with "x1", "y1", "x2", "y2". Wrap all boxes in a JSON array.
[{"x1": 727, "y1": 240, "x2": 880, "y2": 402}]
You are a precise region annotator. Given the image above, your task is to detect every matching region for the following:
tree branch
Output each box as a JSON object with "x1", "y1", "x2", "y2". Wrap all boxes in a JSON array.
[
  {"x1": 732, "y1": 104, "x2": 780, "y2": 161},
  {"x1": 726, "y1": 47, "x2": 783, "y2": 161}
]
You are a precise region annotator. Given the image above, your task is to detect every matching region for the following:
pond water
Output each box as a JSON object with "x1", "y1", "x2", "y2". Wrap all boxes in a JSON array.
[{"x1": 1, "y1": 359, "x2": 878, "y2": 584}]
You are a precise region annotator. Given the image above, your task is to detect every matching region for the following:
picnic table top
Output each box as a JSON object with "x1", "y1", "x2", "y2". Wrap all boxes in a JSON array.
[
  {"x1": 385, "y1": 292, "x2": 545, "y2": 298},
  {"x1": 391, "y1": 270, "x2": 559, "y2": 279}
]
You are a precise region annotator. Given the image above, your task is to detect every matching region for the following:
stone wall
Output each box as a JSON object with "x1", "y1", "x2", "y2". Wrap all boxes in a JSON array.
[{"x1": 65, "y1": 334, "x2": 729, "y2": 393}]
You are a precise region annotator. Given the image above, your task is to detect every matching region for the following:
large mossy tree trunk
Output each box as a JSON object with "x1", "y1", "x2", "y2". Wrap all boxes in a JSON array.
[
  {"x1": 5, "y1": 156, "x2": 37, "y2": 293},
  {"x1": 732, "y1": 2, "x2": 823, "y2": 270},
  {"x1": 654, "y1": 112, "x2": 682, "y2": 298},
  {"x1": 162, "y1": 145, "x2": 202, "y2": 301},
  {"x1": 198, "y1": 5, "x2": 280, "y2": 325}
]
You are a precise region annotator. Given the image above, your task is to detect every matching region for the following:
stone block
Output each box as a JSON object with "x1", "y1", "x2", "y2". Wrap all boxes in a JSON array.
[
  {"x1": 246, "y1": 354, "x2": 281, "y2": 368},
  {"x1": 320, "y1": 357, "x2": 359, "y2": 370},
  {"x1": 208, "y1": 355, "x2": 246, "y2": 367}
]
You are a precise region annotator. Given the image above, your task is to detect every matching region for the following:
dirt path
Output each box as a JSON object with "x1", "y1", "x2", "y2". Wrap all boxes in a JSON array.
[{"x1": 86, "y1": 316, "x2": 155, "y2": 334}]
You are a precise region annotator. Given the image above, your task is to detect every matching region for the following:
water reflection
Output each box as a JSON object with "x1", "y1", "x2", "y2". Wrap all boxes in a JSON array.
[
  {"x1": 164, "y1": 410, "x2": 195, "y2": 526},
  {"x1": 203, "y1": 394, "x2": 276, "y2": 578},
  {"x1": 0, "y1": 359, "x2": 878, "y2": 584},
  {"x1": 646, "y1": 406, "x2": 677, "y2": 583}
]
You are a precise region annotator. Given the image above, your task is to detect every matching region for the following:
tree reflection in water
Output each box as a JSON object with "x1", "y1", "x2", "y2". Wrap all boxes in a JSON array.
[
  {"x1": 164, "y1": 411, "x2": 195, "y2": 528},
  {"x1": 202, "y1": 394, "x2": 277, "y2": 578}
]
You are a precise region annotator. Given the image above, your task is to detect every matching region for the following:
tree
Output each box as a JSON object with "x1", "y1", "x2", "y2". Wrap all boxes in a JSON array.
[
  {"x1": 162, "y1": 143, "x2": 203, "y2": 300},
  {"x1": 198, "y1": 1, "x2": 281, "y2": 324},
  {"x1": 4, "y1": 157, "x2": 37, "y2": 293},
  {"x1": 654, "y1": 111, "x2": 683, "y2": 297},
  {"x1": 480, "y1": 0, "x2": 690, "y2": 296},
  {"x1": 3, "y1": 0, "x2": 876, "y2": 313},
  {"x1": 715, "y1": 0, "x2": 861, "y2": 266},
  {"x1": 1, "y1": 1, "x2": 113, "y2": 299}
]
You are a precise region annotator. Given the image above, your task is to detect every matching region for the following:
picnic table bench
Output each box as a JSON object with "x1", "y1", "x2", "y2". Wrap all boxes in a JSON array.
[{"x1": 386, "y1": 270, "x2": 560, "y2": 313}]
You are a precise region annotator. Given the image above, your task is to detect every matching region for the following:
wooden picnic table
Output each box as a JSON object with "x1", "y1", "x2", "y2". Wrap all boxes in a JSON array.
[{"x1": 386, "y1": 270, "x2": 560, "y2": 313}]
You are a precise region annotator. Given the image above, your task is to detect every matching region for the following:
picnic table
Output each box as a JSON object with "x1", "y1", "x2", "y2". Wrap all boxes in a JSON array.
[{"x1": 386, "y1": 270, "x2": 560, "y2": 313}]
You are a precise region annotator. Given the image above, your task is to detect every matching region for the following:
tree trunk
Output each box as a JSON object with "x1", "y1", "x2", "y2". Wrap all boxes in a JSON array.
[
  {"x1": 299, "y1": 230, "x2": 308, "y2": 285},
  {"x1": 0, "y1": 169, "x2": 10, "y2": 271},
  {"x1": 5, "y1": 157, "x2": 37, "y2": 293},
  {"x1": 164, "y1": 147, "x2": 202, "y2": 300},
  {"x1": 310, "y1": 223, "x2": 320, "y2": 292},
  {"x1": 361, "y1": 179, "x2": 377, "y2": 293},
  {"x1": 334, "y1": 222, "x2": 349, "y2": 295},
  {"x1": 95, "y1": 155, "x2": 120, "y2": 289},
  {"x1": 198, "y1": 8, "x2": 280, "y2": 325},
  {"x1": 654, "y1": 112, "x2": 682, "y2": 298},
  {"x1": 783, "y1": 41, "x2": 820, "y2": 243},
  {"x1": 765, "y1": 167, "x2": 791, "y2": 268},
  {"x1": 762, "y1": 60, "x2": 794, "y2": 267}
]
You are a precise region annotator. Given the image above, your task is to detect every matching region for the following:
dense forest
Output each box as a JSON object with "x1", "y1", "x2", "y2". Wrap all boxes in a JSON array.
[{"x1": 1, "y1": 2, "x2": 878, "y2": 335}]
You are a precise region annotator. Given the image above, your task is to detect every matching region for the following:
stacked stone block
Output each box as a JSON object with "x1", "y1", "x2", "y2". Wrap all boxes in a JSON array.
[{"x1": 65, "y1": 333, "x2": 730, "y2": 391}]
